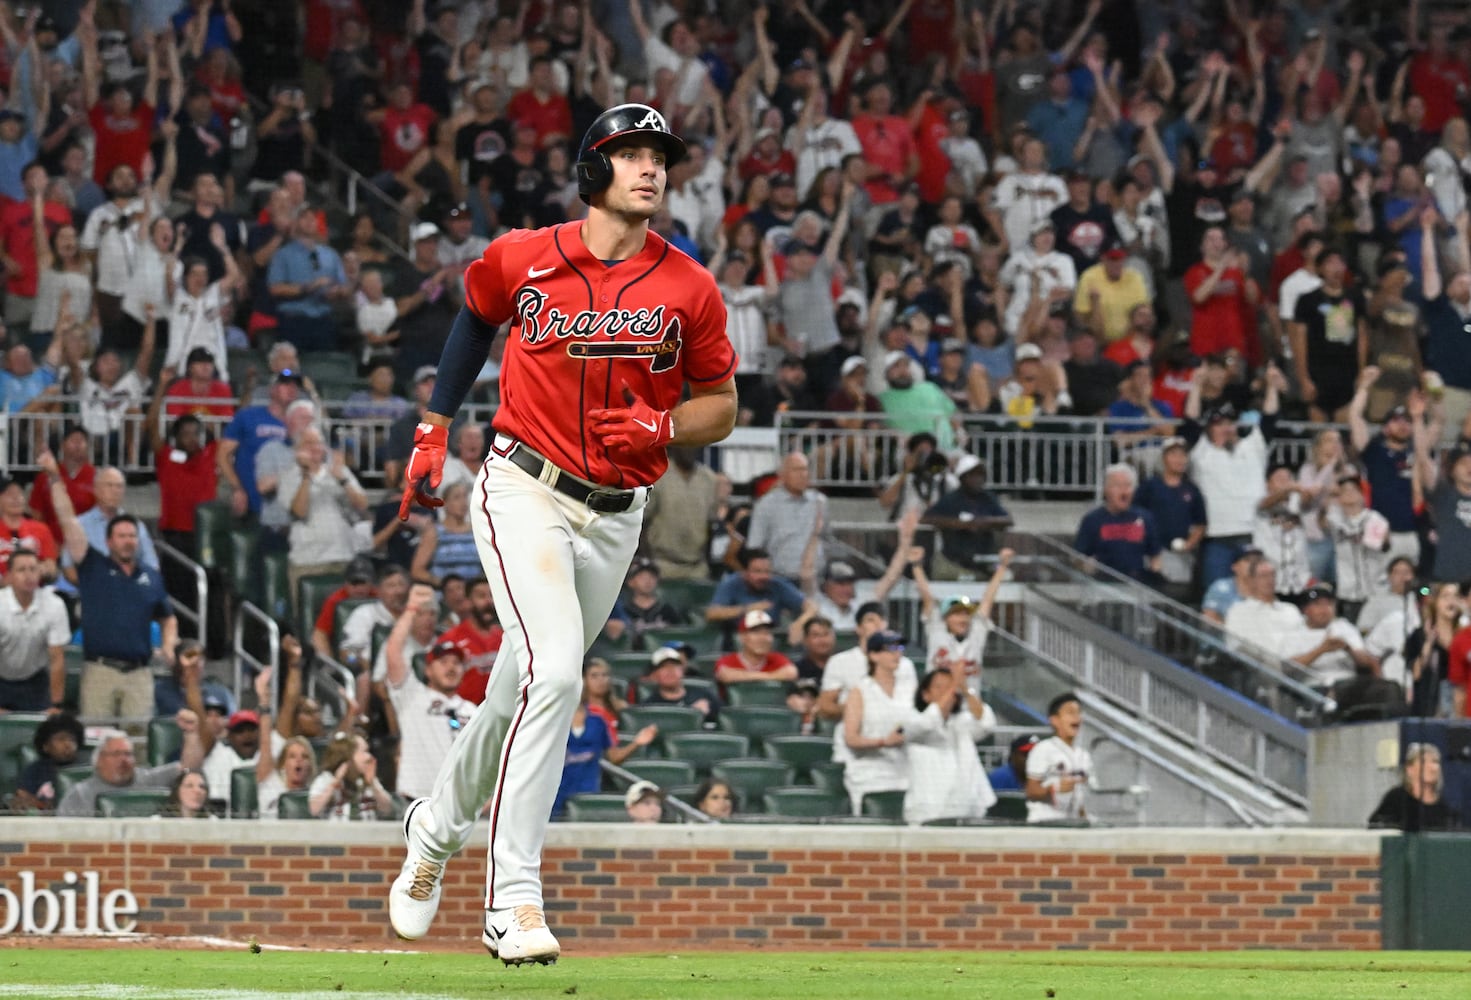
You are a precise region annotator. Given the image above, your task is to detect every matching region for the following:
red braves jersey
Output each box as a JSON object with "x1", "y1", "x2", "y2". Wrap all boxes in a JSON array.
[{"x1": 463, "y1": 221, "x2": 736, "y2": 488}]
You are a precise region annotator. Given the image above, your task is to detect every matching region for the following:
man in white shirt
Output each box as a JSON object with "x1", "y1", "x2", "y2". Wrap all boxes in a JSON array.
[
  {"x1": 80, "y1": 163, "x2": 154, "y2": 337},
  {"x1": 340, "y1": 564, "x2": 411, "y2": 707},
  {"x1": 0, "y1": 550, "x2": 71, "y2": 711},
  {"x1": 812, "y1": 560, "x2": 859, "y2": 631},
  {"x1": 1280, "y1": 582, "x2": 1378, "y2": 689},
  {"x1": 630, "y1": 9, "x2": 708, "y2": 111},
  {"x1": 665, "y1": 144, "x2": 726, "y2": 250},
  {"x1": 1277, "y1": 232, "x2": 1323, "y2": 329},
  {"x1": 1223, "y1": 555, "x2": 1308, "y2": 662},
  {"x1": 385, "y1": 587, "x2": 474, "y2": 800},
  {"x1": 990, "y1": 136, "x2": 1067, "y2": 252},
  {"x1": 788, "y1": 85, "x2": 863, "y2": 195},
  {"x1": 201, "y1": 709, "x2": 265, "y2": 810},
  {"x1": 817, "y1": 602, "x2": 918, "y2": 765},
  {"x1": 1026, "y1": 692, "x2": 1092, "y2": 823}
]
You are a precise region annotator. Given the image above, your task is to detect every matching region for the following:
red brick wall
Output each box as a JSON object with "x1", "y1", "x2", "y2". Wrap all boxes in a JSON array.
[{"x1": 0, "y1": 823, "x2": 1383, "y2": 950}]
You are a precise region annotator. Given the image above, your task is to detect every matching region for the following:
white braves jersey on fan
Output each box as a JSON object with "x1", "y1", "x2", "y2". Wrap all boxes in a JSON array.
[
  {"x1": 924, "y1": 609, "x2": 991, "y2": 694},
  {"x1": 1025, "y1": 736, "x2": 1092, "y2": 823},
  {"x1": 821, "y1": 647, "x2": 917, "y2": 764},
  {"x1": 387, "y1": 673, "x2": 473, "y2": 800}
]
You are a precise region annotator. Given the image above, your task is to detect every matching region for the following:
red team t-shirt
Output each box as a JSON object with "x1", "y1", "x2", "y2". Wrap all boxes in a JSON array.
[
  {"x1": 439, "y1": 619, "x2": 506, "y2": 704},
  {"x1": 462, "y1": 221, "x2": 737, "y2": 488},
  {"x1": 90, "y1": 102, "x2": 155, "y2": 185},
  {"x1": 0, "y1": 517, "x2": 58, "y2": 575}
]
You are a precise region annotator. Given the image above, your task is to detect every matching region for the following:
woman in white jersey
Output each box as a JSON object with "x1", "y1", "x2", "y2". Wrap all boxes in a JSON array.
[
  {"x1": 841, "y1": 630, "x2": 916, "y2": 815},
  {"x1": 920, "y1": 548, "x2": 1014, "y2": 695},
  {"x1": 903, "y1": 667, "x2": 997, "y2": 825}
]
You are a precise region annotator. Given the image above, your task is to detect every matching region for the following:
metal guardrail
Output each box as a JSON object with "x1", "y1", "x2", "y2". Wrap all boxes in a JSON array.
[
  {"x1": 600, "y1": 759, "x2": 712, "y2": 823},
  {"x1": 774, "y1": 411, "x2": 1346, "y2": 498},
  {"x1": 233, "y1": 600, "x2": 280, "y2": 710},
  {"x1": 156, "y1": 539, "x2": 208, "y2": 654}
]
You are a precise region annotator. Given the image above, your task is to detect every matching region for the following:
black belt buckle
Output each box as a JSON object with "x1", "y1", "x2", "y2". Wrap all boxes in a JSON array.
[{"x1": 585, "y1": 487, "x2": 634, "y2": 515}]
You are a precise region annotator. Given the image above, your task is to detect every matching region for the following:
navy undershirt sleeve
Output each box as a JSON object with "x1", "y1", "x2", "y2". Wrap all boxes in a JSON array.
[{"x1": 427, "y1": 306, "x2": 500, "y2": 417}]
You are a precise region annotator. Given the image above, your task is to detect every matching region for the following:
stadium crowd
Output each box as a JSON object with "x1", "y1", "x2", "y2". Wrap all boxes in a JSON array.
[{"x1": 0, "y1": 0, "x2": 1468, "y2": 830}]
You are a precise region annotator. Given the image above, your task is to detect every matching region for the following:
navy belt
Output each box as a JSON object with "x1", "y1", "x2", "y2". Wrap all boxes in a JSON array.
[
  {"x1": 89, "y1": 656, "x2": 149, "y2": 672},
  {"x1": 505, "y1": 442, "x2": 638, "y2": 515}
]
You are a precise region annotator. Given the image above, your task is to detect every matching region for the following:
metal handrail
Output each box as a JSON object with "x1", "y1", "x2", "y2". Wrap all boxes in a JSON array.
[
  {"x1": 233, "y1": 601, "x2": 280, "y2": 709},
  {"x1": 1020, "y1": 531, "x2": 1333, "y2": 714},
  {"x1": 155, "y1": 539, "x2": 208, "y2": 654},
  {"x1": 600, "y1": 759, "x2": 713, "y2": 823},
  {"x1": 991, "y1": 627, "x2": 1285, "y2": 825},
  {"x1": 307, "y1": 653, "x2": 358, "y2": 730}
]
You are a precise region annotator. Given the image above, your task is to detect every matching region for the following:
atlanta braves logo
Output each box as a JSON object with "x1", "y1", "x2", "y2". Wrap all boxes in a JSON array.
[
  {"x1": 515, "y1": 285, "x2": 682, "y2": 372},
  {"x1": 632, "y1": 109, "x2": 668, "y2": 132}
]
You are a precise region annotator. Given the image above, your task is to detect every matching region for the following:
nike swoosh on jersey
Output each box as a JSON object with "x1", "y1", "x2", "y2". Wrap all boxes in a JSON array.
[
  {"x1": 527, "y1": 265, "x2": 555, "y2": 278},
  {"x1": 632, "y1": 417, "x2": 659, "y2": 433}
]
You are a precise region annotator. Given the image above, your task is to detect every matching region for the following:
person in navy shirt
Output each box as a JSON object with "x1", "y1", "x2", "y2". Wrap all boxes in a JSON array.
[
  {"x1": 1075, "y1": 463, "x2": 1162, "y2": 581},
  {"x1": 1348, "y1": 369, "x2": 1420, "y2": 570},
  {"x1": 987, "y1": 733, "x2": 1040, "y2": 794},
  {"x1": 217, "y1": 372, "x2": 299, "y2": 516},
  {"x1": 705, "y1": 547, "x2": 813, "y2": 646},
  {"x1": 1134, "y1": 438, "x2": 1207, "y2": 598}
]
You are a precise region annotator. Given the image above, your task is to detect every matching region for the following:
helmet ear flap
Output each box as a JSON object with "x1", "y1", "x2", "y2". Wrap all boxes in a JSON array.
[{"x1": 576, "y1": 150, "x2": 613, "y2": 204}]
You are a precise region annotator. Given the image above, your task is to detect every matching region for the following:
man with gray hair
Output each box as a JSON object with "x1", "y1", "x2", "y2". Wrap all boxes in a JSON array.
[
  {"x1": 746, "y1": 452, "x2": 830, "y2": 585},
  {"x1": 57, "y1": 716, "x2": 206, "y2": 817},
  {"x1": 254, "y1": 397, "x2": 321, "y2": 554},
  {"x1": 1073, "y1": 462, "x2": 1161, "y2": 581},
  {"x1": 247, "y1": 341, "x2": 320, "y2": 405},
  {"x1": 58, "y1": 465, "x2": 159, "y2": 594}
]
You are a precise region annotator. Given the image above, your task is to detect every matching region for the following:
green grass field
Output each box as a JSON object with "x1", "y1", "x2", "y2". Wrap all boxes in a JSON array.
[{"x1": 1, "y1": 948, "x2": 1469, "y2": 1000}]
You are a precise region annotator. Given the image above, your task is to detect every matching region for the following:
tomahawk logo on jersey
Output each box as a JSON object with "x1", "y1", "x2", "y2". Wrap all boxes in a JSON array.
[{"x1": 462, "y1": 221, "x2": 736, "y2": 488}]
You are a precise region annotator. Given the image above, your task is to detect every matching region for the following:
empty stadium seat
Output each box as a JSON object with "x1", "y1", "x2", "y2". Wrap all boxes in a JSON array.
[
  {"x1": 147, "y1": 716, "x2": 182, "y2": 767},
  {"x1": 762, "y1": 735, "x2": 835, "y2": 781},
  {"x1": 193, "y1": 502, "x2": 232, "y2": 571},
  {"x1": 96, "y1": 790, "x2": 171, "y2": 818},
  {"x1": 0, "y1": 714, "x2": 45, "y2": 796},
  {"x1": 297, "y1": 575, "x2": 347, "y2": 642},
  {"x1": 710, "y1": 759, "x2": 795, "y2": 813},
  {"x1": 641, "y1": 624, "x2": 727, "y2": 655},
  {"x1": 859, "y1": 789, "x2": 906, "y2": 822},
  {"x1": 808, "y1": 760, "x2": 845, "y2": 792},
  {"x1": 621, "y1": 759, "x2": 696, "y2": 789},
  {"x1": 724, "y1": 681, "x2": 792, "y2": 709},
  {"x1": 230, "y1": 767, "x2": 259, "y2": 819},
  {"x1": 987, "y1": 791, "x2": 1029, "y2": 822},
  {"x1": 665, "y1": 732, "x2": 748, "y2": 776},
  {"x1": 277, "y1": 790, "x2": 313, "y2": 819},
  {"x1": 763, "y1": 786, "x2": 848, "y2": 819},
  {"x1": 261, "y1": 551, "x2": 291, "y2": 621},
  {"x1": 717, "y1": 707, "x2": 801, "y2": 750},
  {"x1": 619, "y1": 706, "x2": 703, "y2": 752},
  {"x1": 564, "y1": 793, "x2": 631, "y2": 822},
  {"x1": 228, "y1": 528, "x2": 260, "y2": 605},
  {"x1": 655, "y1": 578, "x2": 717, "y2": 611}
]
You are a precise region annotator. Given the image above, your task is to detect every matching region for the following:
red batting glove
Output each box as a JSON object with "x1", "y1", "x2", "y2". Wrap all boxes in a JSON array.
[
  {"x1": 398, "y1": 422, "x2": 448, "y2": 521},
  {"x1": 589, "y1": 382, "x2": 674, "y2": 456}
]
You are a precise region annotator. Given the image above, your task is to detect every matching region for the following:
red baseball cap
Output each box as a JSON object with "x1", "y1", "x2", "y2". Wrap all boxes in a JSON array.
[{"x1": 226, "y1": 710, "x2": 260, "y2": 730}]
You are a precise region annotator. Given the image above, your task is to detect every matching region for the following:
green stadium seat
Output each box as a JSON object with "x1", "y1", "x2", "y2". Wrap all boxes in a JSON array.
[
  {"x1": 0, "y1": 714, "x2": 45, "y2": 796},
  {"x1": 619, "y1": 706, "x2": 703, "y2": 752},
  {"x1": 54, "y1": 765, "x2": 92, "y2": 802},
  {"x1": 664, "y1": 732, "x2": 748, "y2": 776},
  {"x1": 96, "y1": 790, "x2": 171, "y2": 818},
  {"x1": 607, "y1": 653, "x2": 653, "y2": 686},
  {"x1": 298, "y1": 574, "x2": 347, "y2": 642},
  {"x1": 261, "y1": 551, "x2": 291, "y2": 621},
  {"x1": 656, "y1": 578, "x2": 717, "y2": 615},
  {"x1": 228, "y1": 527, "x2": 260, "y2": 605},
  {"x1": 763, "y1": 786, "x2": 848, "y2": 819},
  {"x1": 710, "y1": 759, "x2": 795, "y2": 813},
  {"x1": 642, "y1": 624, "x2": 727, "y2": 655},
  {"x1": 277, "y1": 790, "x2": 313, "y2": 819},
  {"x1": 717, "y1": 707, "x2": 801, "y2": 750},
  {"x1": 64, "y1": 646, "x2": 83, "y2": 707},
  {"x1": 762, "y1": 735, "x2": 835, "y2": 782},
  {"x1": 724, "y1": 681, "x2": 792, "y2": 709},
  {"x1": 621, "y1": 759, "x2": 696, "y2": 789},
  {"x1": 193, "y1": 501, "x2": 232, "y2": 571},
  {"x1": 987, "y1": 791, "x2": 1028, "y2": 822},
  {"x1": 230, "y1": 767, "x2": 259, "y2": 819},
  {"x1": 564, "y1": 793, "x2": 631, "y2": 822},
  {"x1": 667, "y1": 783, "x2": 702, "y2": 807},
  {"x1": 146, "y1": 717, "x2": 183, "y2": 767},
  {"x1": 859, "y1": 789, "x2": 906, "y2": 822},
  {"x1": 808, "y1": 760, "x2": 845, "y2": 792}
]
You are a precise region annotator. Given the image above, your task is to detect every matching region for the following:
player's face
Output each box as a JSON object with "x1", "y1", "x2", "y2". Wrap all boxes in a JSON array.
[{"x1": 600, "y1": 141, "x2": 667, "y2": 221}]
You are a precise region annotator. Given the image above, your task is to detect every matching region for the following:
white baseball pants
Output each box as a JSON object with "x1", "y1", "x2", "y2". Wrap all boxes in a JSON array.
[{"x1": 409, "y1": 443, "x2": 644, "y2": 910}]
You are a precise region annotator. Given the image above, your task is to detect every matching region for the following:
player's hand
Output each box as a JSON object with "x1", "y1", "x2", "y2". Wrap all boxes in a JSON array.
[
  {"x1": 589, "y1": 381, "x2": 674, "y2": 456},
  {"x1": 398, "y1": 422, "x2": 448, "y2": 521}
]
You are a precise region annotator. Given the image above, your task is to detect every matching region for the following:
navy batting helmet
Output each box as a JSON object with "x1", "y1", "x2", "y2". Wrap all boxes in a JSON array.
[{"x1": 575, "y1": 103, "x2": 687, "y2": 204}]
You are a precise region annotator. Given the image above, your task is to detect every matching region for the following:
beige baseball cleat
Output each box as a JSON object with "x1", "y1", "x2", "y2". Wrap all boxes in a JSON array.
[{"x1": 482, "y1": 905, "x2": 561, "y2": 966}]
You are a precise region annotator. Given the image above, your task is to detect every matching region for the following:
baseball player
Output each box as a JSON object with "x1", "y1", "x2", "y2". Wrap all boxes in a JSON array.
[{"x1": 387, "y1": 104, "x2": 737, "y2": 965}]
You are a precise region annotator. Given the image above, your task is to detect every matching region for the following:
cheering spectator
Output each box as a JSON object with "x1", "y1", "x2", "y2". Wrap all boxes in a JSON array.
[
  {"x1": 998, "y1": 218, "x2": 1076, "y2": 336},
  {"x1": 1405, "y1": 583, "x2": 1464, "y2": 718},
  {"x1": 1290, "y1": 247, "x2": 1366, "y2": 422},
  {"x1": 277, "y1": 426, "x2": 368, "y2": 596},
  {"x1": 385, "y1": 586, "x2": 474, "y2": 801},
  {"x1": 1025, "y1": 692, "x2": 1092, "y2": 824},
  {"x1": 256, "y1": 736, "x2": 318, "y2": 819},
  {"x1": 309, "y1": 731, "x2": 395, "y2": 820},
  {"x1": 1422, "y1": 211, "x2": 1471, "y2": 432},
  {"x1": 1348, "y1": 370, "x2": 1420, "y2": 569},
  {"x1": 164, "y1": 228, "x2": 242, "y2": 377},
  {"x1": 1252, "y1": 464, "x2": 1313, "y2": 600},
  {"x1": 218, "y1": 372, "x2": 299, "y2": 517},
  {"x1": 439, "y1": 423, "x2": 488, "y2": 491},
  {"x1": 1134, "y1": 438, "x2": 1207, "y2": 595},
  {"x1": 1358, "y1": 558, "x2": 1422, "y2": 638},
  {"x1": 922, "y1": 454, "x2": 1013, "y2": 580},
  {"x1": 1074, "y1": 245, "x2": 1149, "y2": 343},
  {"x1": 26, "y1": 423, "x2": 95, "y2": 543},
  {"x1": 990, "y1": 135, "x2": 1066, "y2": 252},
  {"x1": 1416, "y1": 435, "x2": 1471, "y2": 590},
  {"x1": 438, "y1": 578, "x2": 504, "y2": 705},
  {"x1": 0, "y1": 548, "x2": 70, "y2": 712},
  {"x1": 904, "y1": 667, "x2": 996, "y2": 825},
  {"x1": 1184, "y1": 228, "x2": 1262, "y2": 365},
  {"x1": 1323, "y1": 477, "x2": 1391, "y2": 620}
]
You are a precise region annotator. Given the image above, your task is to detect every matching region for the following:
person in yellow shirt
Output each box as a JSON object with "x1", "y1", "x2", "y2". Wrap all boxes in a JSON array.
[{"x1": 1073, "y1": 245, "x2": 1150, "y2": 342}]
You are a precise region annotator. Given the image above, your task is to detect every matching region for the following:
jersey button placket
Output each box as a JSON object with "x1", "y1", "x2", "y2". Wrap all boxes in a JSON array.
[{"x1": 601, "y1": 273, "x2": 611, "y2": 304}]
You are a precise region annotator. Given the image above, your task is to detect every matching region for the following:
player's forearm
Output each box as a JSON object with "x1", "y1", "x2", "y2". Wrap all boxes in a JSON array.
[
  {"x1": 426, "y1": 306, "x2": 499, "y2": 419},
  {"x1": 669, "y1": 383, "x2": 737, "y2": 447}
]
